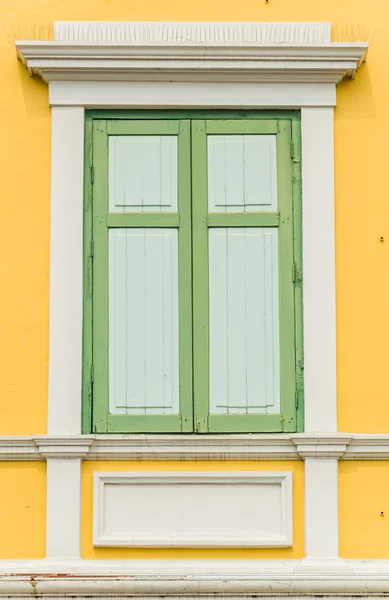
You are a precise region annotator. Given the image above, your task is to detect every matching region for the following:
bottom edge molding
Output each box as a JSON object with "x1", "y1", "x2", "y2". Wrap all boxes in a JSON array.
[{"x1": 1, "y1": 559, "x2": 389, "y2": 596}]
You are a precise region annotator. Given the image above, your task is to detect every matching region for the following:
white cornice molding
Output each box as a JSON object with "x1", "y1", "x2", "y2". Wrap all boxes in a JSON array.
[
  {"x1": 3, "y1": 433, "x2": 389, "y2": 460},
  {"x1": 15, "y1": 21, "x2": 367, "y2": 85},
  {"x1": 3, "y1": 559, "x2": 389, "y2": 595},
  {"x1": 54, "y1": 21, "x2": 332, "y2": 44},
  {"x1": 291, "y1": 434, "x2": 352, "y2": 458},
  {"x1": 35, "y1": 436, "x2": 93, "y2": 459}
]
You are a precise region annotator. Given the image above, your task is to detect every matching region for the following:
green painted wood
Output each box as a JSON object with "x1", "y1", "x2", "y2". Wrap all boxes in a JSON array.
[
  {"x1": 107, "y1": 120, "x2": 180, "y2": 135},
  {"x1": 91, "y1": 118, "x2": 192, "y2": 433},
  {"x1": 205, "y1": 120, "x2": 278, "y2": 135},
  {"x1": 85, "y1": 111, "x2": 303, "y2": 434},
  {"x1": 177, "y1": 120, "x2": 194, "y2": 433},
  {"x1": 274, "y1": 120, "x2": 298, "y2": 433},
  {"x1": 191, "y1": 118, "x2": 301, "y2": 433},
  {"x1": 106, "y1": 414, "x2": 186, "y2": 433},
  {"x1": 207, "y1": 212, "x2": 280, "y2": 228},
  {"x1": 208, "y1": 414, "x2": 284, "y2": 433},
  {"x1": 91, "y1": 120, "x2": 110, "y2": 433},
  {"x1": 292, "y1": 118, "x2": 304, "y2": 432},
  {"x1": 191, "y1": 120, "x2": 210, "y2": 433},
  {"x1": 86, "y1": 109, "x2": 301, "y2": 121},
  {"x1": 81, "y1": 118, "x2": 94, "y2": 434},
  {"x1": 107, "y1": 213, "x2": 180, "y2": 228}
]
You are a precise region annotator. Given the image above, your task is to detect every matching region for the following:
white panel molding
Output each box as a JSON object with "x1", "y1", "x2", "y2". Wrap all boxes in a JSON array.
[
  {"x1": 4, "y1": 433, "x2": 389, "y2": 459},
  {"x1": 15, "y1": 22, "x2": 367, "y2": 85},
  {"x1": 93, "y1": 471, "x2": 292, "y2": 547},
  {"x1": 5, "y1": 558, "x2": 389, "y2": 596}
]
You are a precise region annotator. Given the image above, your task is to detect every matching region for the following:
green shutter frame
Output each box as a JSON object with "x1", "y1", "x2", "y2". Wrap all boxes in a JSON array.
[
  {"x1": 82, "y1": 111, "x2": 303, "y2": 434},
  {"x1": 90, "y1": 119, "x2": 193, "y2": 433},
  {"x1": 191, "y1": 118, "x2": 300, "y2": 433}
]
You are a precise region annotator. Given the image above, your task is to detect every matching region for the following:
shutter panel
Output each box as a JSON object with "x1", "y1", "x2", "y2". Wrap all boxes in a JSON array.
[
  {"x1": 209, "y1": 227, "x2": 280, "y2": 415},
  {"x1": 92, "y1": 120, "x2": 193, "y2": 433},
  {"x1": 192, "y1": 119, "x2": 298, "y2": 433},
  {"x1": 108, "y1": 229, "x2": 179, "y2": 416}
]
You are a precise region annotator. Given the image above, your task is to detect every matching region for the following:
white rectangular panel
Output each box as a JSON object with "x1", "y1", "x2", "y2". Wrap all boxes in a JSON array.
[
  {"x1": 109, "y1": 136, "x2": 178, "y2": 212},
  {"x1": 93, "y1": 471, "x2": 293, "y2": 547},
  {"x1": 209, "y1": 228, "x2": 280, "y2": 414},
  {"x1": 207, "y1": 135, "x2": 277, "y2": 212},
  {"x1": 109, "y1": 229, "x2": 179, "y2": 415}
]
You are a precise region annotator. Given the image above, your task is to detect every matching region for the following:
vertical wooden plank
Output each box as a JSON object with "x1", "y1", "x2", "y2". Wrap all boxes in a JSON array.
[
  {"x1": 209, "y1": 228, "x2": 228, "y2": 413},
  {"x1": 225, "y1": 228, "x2": 247, "y2": 413},
  {"x1": 144, "y1": 231, "x2": 170, "y2": 414},
  {"x1": 191, "y1": 120, "x2": 210, "y2": 432},
  {"x1": 225, "y1": 136, "x2": 244, "y2": 210},
  {"x1": 276, "y1": 119, "x2": 297, "y2": 432},
  {"x1": 108, "y1": 229, "x2": 179, "y2": 416},
  {"x1": 292, "y1": 118, "x2": 304, "y2": 432},
  {"x1": 263, "y1": 229, "x2": 281, "y2": 413},
  {"x1": 177, "y1": 120, "x2": 194, "y2": 432},
  {"x1": 209, "y1": 228, "x2": 280, "y2": 415},
  {"x1": 92, "y1": 119, "x2": 110, "y2": 432},
  {"x1": 108, "y1": 230, "x2": 129, "y2": 411},
  {"x1": 82, "y1": 115, "x2": 93, "y2": 434}
]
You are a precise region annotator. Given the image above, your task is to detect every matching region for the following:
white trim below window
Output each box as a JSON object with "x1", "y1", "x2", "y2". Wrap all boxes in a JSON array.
[{"x1": 4, "y1": 433, "x2": 389, "y2": 460}]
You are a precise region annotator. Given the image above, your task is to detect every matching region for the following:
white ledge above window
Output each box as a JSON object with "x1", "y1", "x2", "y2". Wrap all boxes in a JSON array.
[{"x1": 15, "y1": 21, "x2": 368, "y2": 84}]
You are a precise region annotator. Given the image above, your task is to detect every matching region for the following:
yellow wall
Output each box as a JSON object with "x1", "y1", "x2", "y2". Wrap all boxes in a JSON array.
[
  {"x1": 1, "y1": 0, "x2": 389, "y2": 434},
  {"x1": 82, "y1": 461, "x2": 304, "y2": 559},
  {"x1": 0, "y1": 462, "x2": 46, "y2": 558},
  {"x1": 339, "y1": 461, "x2": 389, "y2": 558}
]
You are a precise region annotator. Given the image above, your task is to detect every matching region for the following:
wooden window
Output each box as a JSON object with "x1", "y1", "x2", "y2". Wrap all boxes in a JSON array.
[{"x1": 83, "y1": 112, "x2": 303, "y2": 433}]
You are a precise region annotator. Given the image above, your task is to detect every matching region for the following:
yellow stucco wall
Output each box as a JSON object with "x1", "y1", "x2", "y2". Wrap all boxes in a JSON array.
[
  {"x1": 0, "y1": 0, "x2": 388, "y2": 435},
  {"x1": 82, "y1": 461, "x2": 304, "y2": 559},
  {"x1": 0, "y1": 462, "x2": 46, "y2": 558},
  {"x1": 339, "y1": 461, "x2": 389, "y2": 558}
]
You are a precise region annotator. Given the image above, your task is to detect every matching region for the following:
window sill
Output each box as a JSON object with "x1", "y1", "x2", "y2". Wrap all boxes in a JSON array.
[{"x1": 1, "y1": 432, "x2": 388, "y2": 460}]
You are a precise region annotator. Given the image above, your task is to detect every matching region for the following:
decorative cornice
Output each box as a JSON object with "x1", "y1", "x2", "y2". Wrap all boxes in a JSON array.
[
  {"x1": 54, "y1": 21, "x2": 332, "y2": 44},
  {"x1": 3, "y1": 558, "x2": 389, "y2": 596},
  {"x1": 2, "y1": 433, "x2": 389, "y2": 460},
  {"x1": 290, "y1": 434, "x2": 352, "y2": 458},
  {"x1": 34, "y1": 436, "x2": 93, "y2": 459},
  {"x1": 15, "y1": 22, "x2": 368, "y2": 85}
]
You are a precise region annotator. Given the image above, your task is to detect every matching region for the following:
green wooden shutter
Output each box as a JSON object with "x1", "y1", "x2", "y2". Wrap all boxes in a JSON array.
[
  {"x1": 91, "y1": 119, "x2": 193, "y2": 433},
  {"x1": 192, "y1": 118, "x2": 301, "y2": 432}
]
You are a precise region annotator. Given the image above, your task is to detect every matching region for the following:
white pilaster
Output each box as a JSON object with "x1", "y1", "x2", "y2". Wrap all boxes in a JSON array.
[
  {"x1": 48, "y1": 106, "x2": 85, "y2": 435},
  {"x1": 43, "y1": 439, "x2": 91, "y2": 559},
  {"x1": 301, "y1": 107, "x2": 337, "y2": 433},
  {"x1": 45, "y1": 458, "x2": 82, "y2": 558},
  {"x1": 304, "y1": 458, "x2": 339, "y2": 559}
]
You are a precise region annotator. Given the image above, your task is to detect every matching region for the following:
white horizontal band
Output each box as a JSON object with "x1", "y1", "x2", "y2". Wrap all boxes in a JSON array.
[
  {"x1": 2, "y1": 559, "x2": 389, "y2": 596},
  {"x1": 1, "y1": 433, "x2": 389, "y2": 460},
  {"x1": 54, "y1": 21, "x2": 331, "y2": 44}
]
